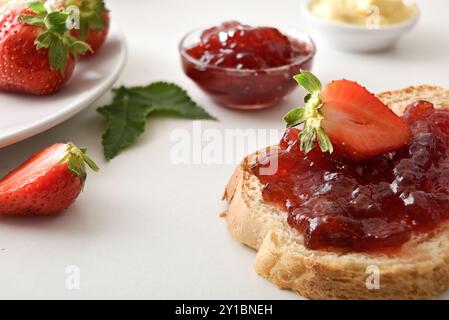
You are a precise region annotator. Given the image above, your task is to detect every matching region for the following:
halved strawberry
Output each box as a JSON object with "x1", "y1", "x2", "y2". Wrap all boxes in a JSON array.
[
  {"x1": 320, "y1": 79, "x2": 412, "y2": 160},
  {"x1": 0, "y1": 143, "x2": 98, "y2": 216},
  {"x1": 284, "y1": 71, "x2": 412, "y2": 161}
]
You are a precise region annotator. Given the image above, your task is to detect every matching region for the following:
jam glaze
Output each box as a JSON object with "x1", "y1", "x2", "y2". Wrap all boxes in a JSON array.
[{"x1": 252, "y1": 101, "x2": 449, "y2": 252}]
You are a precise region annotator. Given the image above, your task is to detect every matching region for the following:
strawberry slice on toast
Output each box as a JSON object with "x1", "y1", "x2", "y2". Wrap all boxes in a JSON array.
[{"x1": 284, "y1": 71, "x2": 412, "y2": 160}]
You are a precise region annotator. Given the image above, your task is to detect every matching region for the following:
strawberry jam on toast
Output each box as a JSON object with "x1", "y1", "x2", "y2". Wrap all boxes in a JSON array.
[{"x1": 252, "y1": 73, "x2": 449, "y2": 252}]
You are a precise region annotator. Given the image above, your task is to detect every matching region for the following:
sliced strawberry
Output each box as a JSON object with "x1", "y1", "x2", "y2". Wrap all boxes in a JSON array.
[
  {"x1": 0, "y1": 143, "x2": 98, "y2": 216},
  {"x1": 320, "y1": 80, "x2": 412, "y2": 160},
  {"x1": 284, "y1": 71, "x2": 412, "y2": 161}
]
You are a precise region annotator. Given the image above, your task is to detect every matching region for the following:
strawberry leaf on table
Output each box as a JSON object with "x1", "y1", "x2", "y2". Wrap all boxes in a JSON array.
[
  {"x1": 113, "y1": 82, "x2": 216, "y2": 120},
  {"x1": 98, "y1": 83, "x2": 216, "y2": 160},
  {"x1": 98, "y1": 88, "x2": 155, "y2": 160}
]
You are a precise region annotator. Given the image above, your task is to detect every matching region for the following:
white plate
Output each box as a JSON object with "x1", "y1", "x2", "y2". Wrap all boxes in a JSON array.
[{"x1": 0, "y1": 21, "x2": 127, "y2": 148}]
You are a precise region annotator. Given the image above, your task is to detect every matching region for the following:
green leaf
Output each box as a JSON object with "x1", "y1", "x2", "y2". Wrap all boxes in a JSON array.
[
  {"x1": 124, "y1": 82, "x2": 216, "y2": 120},
  {"x1": 44, "y1": 11, "x2": 70, "y2": 34},
  {"x1": 60, "y1": 143, "x2": 99, "y2": 184},
  {"x1": 100, "y1": 89, "x2": 155, "y2": 160},
  {"x1": 285, "y1": 71, "x2": 333, "y2": 155},
  {"x1": 49, "y1": 38, "x2": 68, "y2": 73},
  {"x1": 97, "y1": 105, "x2": 109, "y2": 117},
  {"x1": 300, "y1": 126, "x2": 316, "y2": 154},
  {"x1": 28, "y1": 1, "x2": 47, "y2": 15},
  {"x1": 98, "y1": 83, "x2": 215, "y2": 160},
  {"x1": 304, "y1": 93, "x2": 312, "y2": 103},
  {"x1": 35, "y1": 31, "x2": 53, "y2": 49},
  {"x1": 82, "y1": 153, "x2": 100, "y2": 172},
  {"x1": 71, "y1": 40, "x2": 91, "y2": 56},
  {"x1": 317, "y1": 127, "x2": 334, "y2": 154},
  {"x1": 284, "y1": 108, "x2": 306, "y2": 128},
  {"x1": 294, "y1": 71, "x2": 322, "y2": 94},
  {"x1": 20, "y1": 14, "x2": 45, "y2": 26}
]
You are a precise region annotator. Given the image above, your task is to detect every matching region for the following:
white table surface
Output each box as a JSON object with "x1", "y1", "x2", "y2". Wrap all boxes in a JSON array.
[{"x1": 0, "y1": 0, "x2": 448, "y2": 299}]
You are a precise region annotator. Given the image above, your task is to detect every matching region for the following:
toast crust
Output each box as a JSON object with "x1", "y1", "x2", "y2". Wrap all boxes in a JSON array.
[{"x1": 223, "y1": 86, "x2": 449, "y2": 300}]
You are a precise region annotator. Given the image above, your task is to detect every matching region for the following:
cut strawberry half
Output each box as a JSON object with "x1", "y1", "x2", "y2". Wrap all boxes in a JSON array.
[
  {"x1": 0, "y1": 143, "x2": 98, "y2": 216},
  {"x1": 284, "y1": 71, "x2": 412, "y2": 161},
  {"x1": 321, "y1": 79, "x2": 412, "y2": 160}
]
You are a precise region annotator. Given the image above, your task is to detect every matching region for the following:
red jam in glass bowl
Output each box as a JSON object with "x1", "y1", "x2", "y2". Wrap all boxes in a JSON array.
[
  {"x1": 180, "y1": 22, "x2": 316, "y2": 110},
  {"x1": 252, "y1": 101, "x2": 449, "y2": 253}
]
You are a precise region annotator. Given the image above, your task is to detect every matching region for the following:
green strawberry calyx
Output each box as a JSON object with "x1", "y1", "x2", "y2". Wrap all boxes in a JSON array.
[
  {"x1": 64, "y1": 0, "x2": 109, "y2": 40},
  {"x1": 59, "y1": 143, "x2": 99, "y2": 184},
  {"x1": 19, "y1": 1, "x2": 91, "y2": 73},
  {"x1": 283, "y1": 71, "x2": 334, "y2": 155}
]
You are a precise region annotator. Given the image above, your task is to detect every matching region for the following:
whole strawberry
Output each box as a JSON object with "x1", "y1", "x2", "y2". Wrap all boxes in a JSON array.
[
  {"x1": 0, "y1": 143, "x2": 99, "y2": 216},
  {"x1": 0, "y1": 1, "x2": 90, "y2": 95},
  {"x1": 64, "y1": 0, "x2": 110, "y2": 56}
]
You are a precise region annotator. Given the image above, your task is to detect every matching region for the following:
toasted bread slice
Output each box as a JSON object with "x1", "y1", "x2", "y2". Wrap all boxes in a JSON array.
[{"x1": 223, "y1": 86, "x2": 449, "y2": 300}]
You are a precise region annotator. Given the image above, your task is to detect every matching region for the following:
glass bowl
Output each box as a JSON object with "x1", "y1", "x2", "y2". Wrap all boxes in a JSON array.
[{"x1": 179, "y1": 26, "x2": 316, "y2": 110}]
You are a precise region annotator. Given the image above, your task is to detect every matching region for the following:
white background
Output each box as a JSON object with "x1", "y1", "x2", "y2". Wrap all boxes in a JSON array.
[{"x1": 0, "y1": 0, "x2": 448, "y2": 299}]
